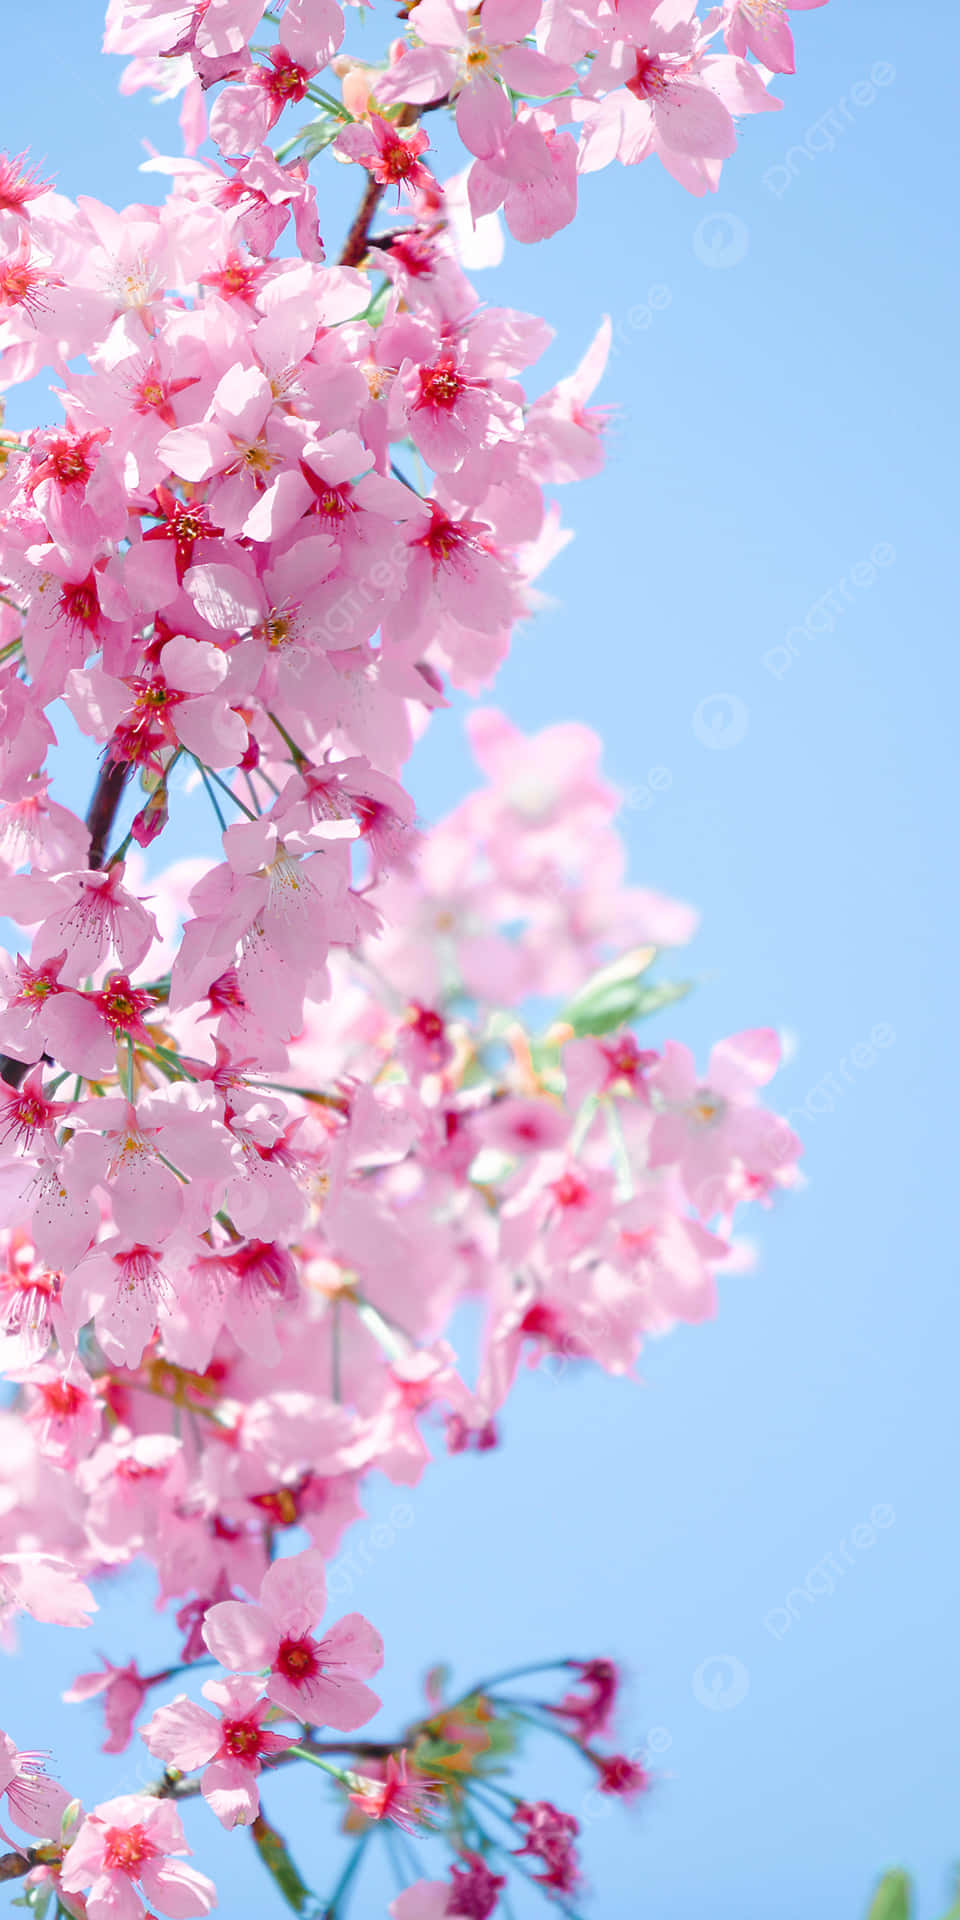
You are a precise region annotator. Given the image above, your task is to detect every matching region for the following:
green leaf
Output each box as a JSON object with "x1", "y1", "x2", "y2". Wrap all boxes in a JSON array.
[
  {"x1": 251, "y1": 1815, "x2": 313, "y2": 1915},
  {"x1": 275, "y1": 114, "x2": 341, "y2": 163},
  {"x1": 561, "y1": 946, "x2": 692, "y2": 1037},
  {"x1": 867, "y1": 1870, "x2": 912, "y2": 1920},
  {"x1": 358, "y1": 279, "x2": 392, "y2": 330}
]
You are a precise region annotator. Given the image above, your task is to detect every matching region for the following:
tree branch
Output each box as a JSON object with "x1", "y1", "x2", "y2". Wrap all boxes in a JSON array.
[
  {"x1": 86, "y1": 754, "x2": 131, "y2": 872},
  {"x1": 339, "y1": 174, "x2": 387, "y2": 268},
  {"x1": 0, "y1": 753, "x2": 131, "y2": 1088}
]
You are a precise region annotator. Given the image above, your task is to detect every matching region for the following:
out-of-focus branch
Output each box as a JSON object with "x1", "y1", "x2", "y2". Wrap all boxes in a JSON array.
[{"x1": 0, "y1": 752, "x2": 131, "y2": 1089}]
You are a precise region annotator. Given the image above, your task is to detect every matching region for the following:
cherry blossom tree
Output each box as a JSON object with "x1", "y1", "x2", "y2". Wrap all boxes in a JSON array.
[{"x1": 0, "y1": 0, "x2": 828, "y2": 1911}]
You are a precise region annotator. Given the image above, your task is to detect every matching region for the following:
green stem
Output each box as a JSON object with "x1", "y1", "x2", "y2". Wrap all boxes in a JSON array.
[
  {"x1": 242, "y1": 769, "x2": 262, "y2": 816},
  {"x1": 604, "y1": 1095, "x2": 634, "y2": 1200},
  {"x1": 352, "y1": 1294, "x2": 411, "y2": 1364},
  {"x1": 138, "y1": 1042, "x2": 198, "y2": 1083},
  {"x1": 288, "y1": 1746, "x2": 354, "y2": 1785},
  {"x1": 320, "y1": 1832, "x2": 371, "y2": 1919},
  {"x1": 568, "y1": 1093, "x2": 599, "y2": 1156},
  {"x1": 195, "y1": 759, "x2": 258, "y2": 821},
  {"x1": 155, "y1": 1149, "x2": 190, "y2": 1184},
  {"x1": 462, "y1": 1659, "x2": 575, "y2": 1700},
  {"x1": 247, "y1": 1080, "x2": 347, "y2": 1108},
  {"x1": 194, "y1": 760, "x2": 229, "y2": 832},
  {"x1": 267, "y1": 711, "x2": 309, "y2": 769},
  {"x1": 305, "y1": 85, "x2": 350, "y2": 117}
]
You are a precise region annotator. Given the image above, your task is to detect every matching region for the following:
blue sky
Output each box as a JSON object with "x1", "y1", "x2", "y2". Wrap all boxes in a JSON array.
[{"x1": 2, "y1": 3, "x2": 958, "y2": 1916}]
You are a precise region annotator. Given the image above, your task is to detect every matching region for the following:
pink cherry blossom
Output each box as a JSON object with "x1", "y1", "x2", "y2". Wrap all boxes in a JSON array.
[
  {"x1": 64, "y1": 1660, "x2": 152, "y2": 1754},
  {"x1": 723, "y1": 0, "x2": 828, "y2": 74},
  {"x1": 202, "y1": 1546, "x2": 383, "y2": 1729},
  {"x1": 0, "y1": 1730, "x2": 71, "y2": 1841},
  {"x1": 0, "y1": 0, "x2": 828, "y2": 1899},
  {"x1": 60, "y1": 1794, "x2": 217, "y2": 1920},
  {"x1": 141, "y1": 1674, "x2": 295, "y2": 1827}
]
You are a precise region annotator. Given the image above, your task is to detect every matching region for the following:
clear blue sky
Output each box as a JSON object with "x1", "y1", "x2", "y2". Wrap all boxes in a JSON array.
[{"x1": 2, "y1": 4, "x2": 958, "y2": 1916}]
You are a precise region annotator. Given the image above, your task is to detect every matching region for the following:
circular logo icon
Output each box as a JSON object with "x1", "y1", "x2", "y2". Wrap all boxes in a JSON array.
[
  {"x1": 692, "y1": 1655, "x2": 750, "y2": 1711},
  {"x1": 644, "y1": 1726, "x2": 673, "y2": 1756},
  {"x1": 693, "y1": 212, "x2": 749, "y2": 269},
  {"x1": 692, "y1": 693, "x2": 749, "y2": 750}
]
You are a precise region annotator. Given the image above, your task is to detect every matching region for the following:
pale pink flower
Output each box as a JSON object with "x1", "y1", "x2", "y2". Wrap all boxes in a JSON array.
[
  {"x1": 141, "y1": 1673, "x2": 295, "y2": 1828},
  {"x1": 202, "y1": 1546, "x2": 383, "y2": 1730},
  {"x1": 4, "y1": 863, "x2": 159, "y2": 989},
  {"x1": 468, "y1": 117, "x2": 579, "y2": 243},
  {"x1": 60, "y1": 1794, "x2": 217, "y2": 1920},
  {"x1": 335, "y1": 116, "x2": 434, "y2": 199},
  {"x1": 64, "y1": 1661, "x2": 152, "y2": 1755},
  {"x1": 0, "y1": 1553, "x2": 95, "y2": 1629},
  {"x1": 648, "y1": 1030, "x2": 801, "y2": 1215}
]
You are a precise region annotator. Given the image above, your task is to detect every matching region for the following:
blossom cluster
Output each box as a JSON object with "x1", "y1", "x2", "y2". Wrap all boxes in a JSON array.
[
  {"x1": 0, "y1": 0, "x2": 825, "y2": 1908},
  {"x1": 103, "y1": 0, "x2": 829, "y2": 241}
]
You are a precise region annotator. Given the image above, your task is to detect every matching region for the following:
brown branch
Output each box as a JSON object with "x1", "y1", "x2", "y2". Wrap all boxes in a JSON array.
[
  {"x1": 86, "y1": 754, "x2": 131, "y2": 872},
  {"x1": 339, "y1": 174, "x2": 387, "y2": 268},
  {"x1": 0, "y1": 752, "x2": 131, "y2": 1088}
]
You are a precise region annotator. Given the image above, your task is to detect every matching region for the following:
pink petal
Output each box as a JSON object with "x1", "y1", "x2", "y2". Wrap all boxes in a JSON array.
[
  {"x1": 259, "y1": 1546, "x2": 327, "y2": 1634},
  {"x1": 201, "y1": 1757, "x2": 261, "y2": 1830},
  {"x1": 315, "y1": 1611, "x2": 385, "y2": 1679},
  {"x1": 172, "y1": 694, "x2": 248, "y2": 770},
  {"x1": 202, "y1": 1599, "x2": 279, "y2": 1671},
  {"x1": 456, "y1": 73, "x2": 512, "y2": 160},
  {"x1": 389, "y1": 1885, "x2": 450, "y2": 1920},
  {"x1": 136, "y1": 1859, "x2": 217, "y2": 1919},
  {"x1": 159, "y1": 635, "x2": 229, "y2": 696},
  {"x1": 141, "y1": 1696, "x2": 223, "y2": 1771},
  {"x1": 267, "y1": 1669, "x2": 382, "y2": 1731},
  {"x1": 708, "y1": 1028, "x2": 780, "y2": 1096},
  {"x1": 183, "y1": 564, "x2": 264, "y2": 634},
  {"x1": 5, "y1": 1773, "x2": 72, "y2": 1838},
  {"x1": 654, "y1": 80, "x2": 737, "y2": 158}
]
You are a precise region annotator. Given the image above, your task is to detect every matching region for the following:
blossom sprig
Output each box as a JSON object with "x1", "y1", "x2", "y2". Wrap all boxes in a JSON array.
[{"x1": 0, "y1": 0, "x2": 826, "y2": 1902}]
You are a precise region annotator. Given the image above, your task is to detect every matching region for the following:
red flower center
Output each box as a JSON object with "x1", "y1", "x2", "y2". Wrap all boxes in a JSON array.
[
  {"x1": 276, "y1": 1634, "x2": 319, "y2": 1683},
  {"x1": 418, "y1": 359, "x2": 463, "y2": 410},
  {"x1": 222, "y1": 1719, "x2": 262, "y2": 1760},
  {"x1": 60, "y1": 577, "x2": 100, "y2": 629},
  {"x1": 315, "y1": 486, "x2": 346, "y2": 519},
  {"x1": 550, "y1": 1172, "x2": 589, "y2": 1210},
  {"x1": 102, "y1": 1824, "x2": 157, "y2": 1873},
  {"x1": 0, "y1": 260, "x2": 46, "y2": 309},
  {"x1": 268, "y1": 58, "x2": 309, "y2": 101},
  {"x1": 39, "y1": 1380, "x2": 83, "y2": 1417},
  {"x1": 627, "y1": 50, "x2": 671, "y2": 99},
  {"x1": 380, "y1": 138, "x2": 419, "y2": 183}
]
